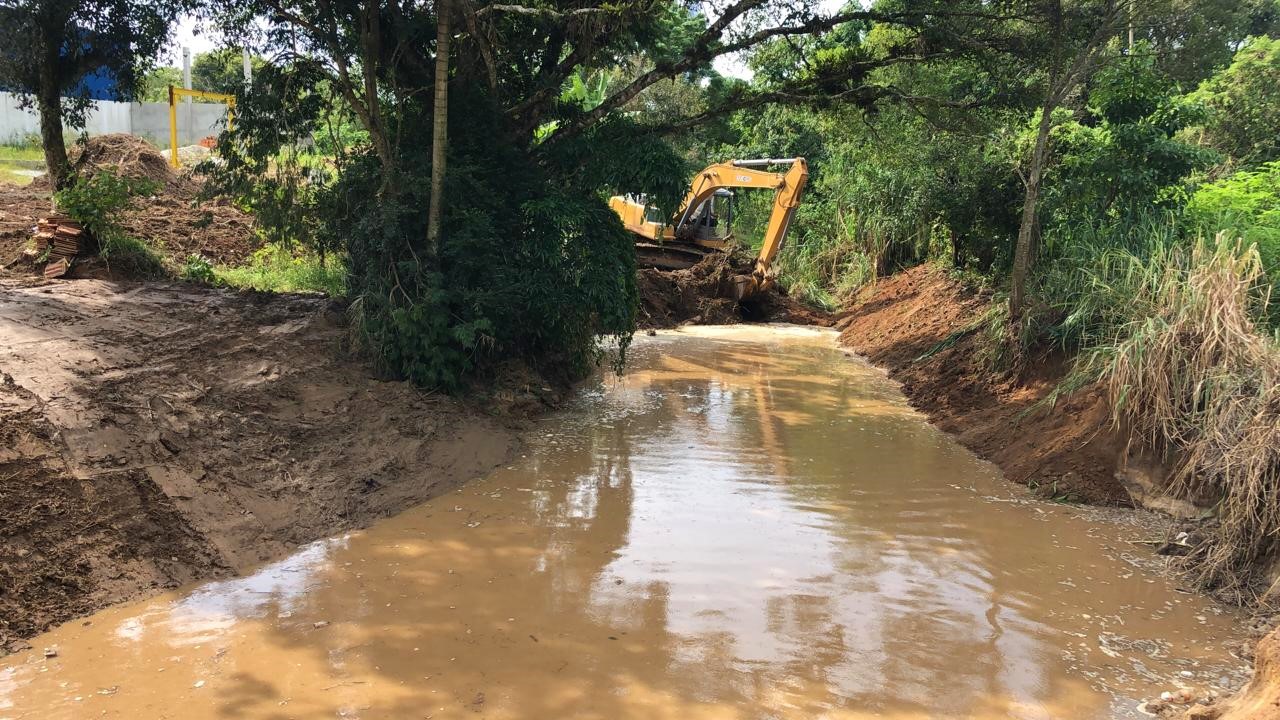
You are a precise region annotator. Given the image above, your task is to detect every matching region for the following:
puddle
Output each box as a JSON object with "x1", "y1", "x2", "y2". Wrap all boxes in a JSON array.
[{"x1": 0, "y1": 325, "x2": 1247, "y2": 719}]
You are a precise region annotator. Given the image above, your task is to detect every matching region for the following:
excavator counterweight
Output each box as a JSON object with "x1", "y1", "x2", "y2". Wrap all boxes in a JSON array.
[{"x1": 609, "y1": 157, "x2": 808, "y2": 300}]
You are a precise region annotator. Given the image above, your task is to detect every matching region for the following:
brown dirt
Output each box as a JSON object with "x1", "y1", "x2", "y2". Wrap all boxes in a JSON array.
[
  {"x1": 1210, "y1": 624, "x2": 1280, "y2": 719},
  {"x1": 0, "y1": 278, "x2": 517, "y2": 654},
  {"x1": 0, "y1": 185, "x2": 48, "y2": 271},
  {"x1": 636, "y1": 252, "x2": 832, "y2": 329},
  {"x1": 18, "y1": 134, "x2": 259, "y2": 270},
  {"x1": 835, "y1": 264, "x2": 1128, "y2": 504}
]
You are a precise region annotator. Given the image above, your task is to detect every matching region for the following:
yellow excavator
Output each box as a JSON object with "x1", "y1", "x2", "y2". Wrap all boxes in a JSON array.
[{"x1": 608, "y1": 157, "x2": 808, "y2": 300}]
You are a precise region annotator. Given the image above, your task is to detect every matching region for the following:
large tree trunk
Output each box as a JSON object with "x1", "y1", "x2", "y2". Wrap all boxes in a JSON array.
[
  {"x1": 37, "y1": 34, "x2": 69, "y2": 191},
  {"x1": 426, "y1": 0, "x2": 451, "y2": 255},
  {"x1": 1010, "y1": 100, "x2": 1055, "y2": 317}
]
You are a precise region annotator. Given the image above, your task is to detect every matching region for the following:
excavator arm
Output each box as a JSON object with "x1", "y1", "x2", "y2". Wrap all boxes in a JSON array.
[{"x1": 672, "y1": 158, "x2": 808, "y2": 297}]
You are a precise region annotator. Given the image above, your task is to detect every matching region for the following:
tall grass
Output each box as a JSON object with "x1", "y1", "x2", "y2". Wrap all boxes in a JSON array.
[{"x1": 1069, "y1": 235, "x2": 1280, "y2": 599}]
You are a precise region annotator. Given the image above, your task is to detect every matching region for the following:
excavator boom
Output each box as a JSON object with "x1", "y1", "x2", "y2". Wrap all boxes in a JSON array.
[{"x1": 609, "y1": 157, "x2": 808, "y2": 299}]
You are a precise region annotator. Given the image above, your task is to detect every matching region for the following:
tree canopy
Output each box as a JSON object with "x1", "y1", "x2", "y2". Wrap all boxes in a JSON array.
[{"x1": 0, "y1": 0, "x2": 188, "y2": 186}]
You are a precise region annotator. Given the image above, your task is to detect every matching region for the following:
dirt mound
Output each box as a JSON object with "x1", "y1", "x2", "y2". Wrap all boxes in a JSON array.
[
  {"x1": 31, "y1": 134, "x2": 199, "y2": 199},
  {"x1": 117, "y1": 194, "x2": 257, "y2": 266},
  {"x1": 16, "y1": 135, "x2": 258, "y2": 270},
  {"x1": 836, "y1": 265, "x2": 1127, "y2": 504},
  {"x1": 0, "y1": 279, "x2": 516, "y2": 651},
  {"x1": 637, "y1": 252, "x2": 832, "y2": 328}
]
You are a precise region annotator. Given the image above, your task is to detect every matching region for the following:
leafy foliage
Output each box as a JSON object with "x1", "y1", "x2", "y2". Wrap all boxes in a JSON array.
[
  {"x1": 1190, "y1": 35, "x2": 1280, "y2": 167},
  {"x1": 1187, "y1": 161, "x2": 1280, "y2": 283},
  {"x1": 55, "y1": 170, "x2": 164, "y2": 276}
]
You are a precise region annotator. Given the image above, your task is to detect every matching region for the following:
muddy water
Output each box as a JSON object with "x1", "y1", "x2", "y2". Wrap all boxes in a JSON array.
[{"x1": 0, "y1": 326, "x2": 1247, "y2": 719}]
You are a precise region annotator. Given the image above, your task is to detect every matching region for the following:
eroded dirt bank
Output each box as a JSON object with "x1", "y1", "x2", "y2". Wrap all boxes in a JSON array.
[
  {"x1": 835, "y1": 265, "x2": 1127, "y2": 505},
  {"x1": 0, "y1": 279, "x2": 516, "y2": 652}
]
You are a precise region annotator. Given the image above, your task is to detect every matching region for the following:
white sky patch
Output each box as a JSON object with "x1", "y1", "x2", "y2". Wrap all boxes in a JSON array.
[{"x1": 162, "y1": 16, "x2": 221, "y2": 66}]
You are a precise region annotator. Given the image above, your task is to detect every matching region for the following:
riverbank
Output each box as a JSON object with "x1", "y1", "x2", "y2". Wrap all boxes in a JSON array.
[
  {"x1": 0, "y1": 278, "x2": 518, "y2": 653},
  {"x1": 834, "y1": 265, "x2": 1128, "y2": 505},
  {"x1": 832, "y1": 264, "x2": 1280, "y2": 720},
  {"x1": 0, "y1": 325, "x2": 1252, "y2": 719}
]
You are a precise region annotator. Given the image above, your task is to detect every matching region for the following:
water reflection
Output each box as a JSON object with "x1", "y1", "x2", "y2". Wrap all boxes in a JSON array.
[{"x1": 0, "y1": 326, "x2": 1245, "y2": 720}]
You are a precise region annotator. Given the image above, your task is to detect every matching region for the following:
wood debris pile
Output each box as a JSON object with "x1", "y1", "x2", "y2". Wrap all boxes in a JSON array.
[{"x1": 36, "y1": 216, "x2": 87, "y2": 278}]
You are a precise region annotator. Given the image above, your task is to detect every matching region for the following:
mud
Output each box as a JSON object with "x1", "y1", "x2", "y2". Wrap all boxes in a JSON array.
[
  {"x1": 836, "y1": 265, "x2": 1127, "y2": 505},
  {"x1": 0, "y1": 325, "x2": 1248, "y2": 719},
  {"x1": 0, "y1": 279, "x2": 516, "y2": 651},
  {"x1": 636, "y1": 252, "x2": 830, "y2": 329}
]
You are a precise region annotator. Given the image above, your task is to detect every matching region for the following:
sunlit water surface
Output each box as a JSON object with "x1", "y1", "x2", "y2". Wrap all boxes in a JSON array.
[{"x1": 0, "y1": 326, "x2": 1246, "y2": 719}]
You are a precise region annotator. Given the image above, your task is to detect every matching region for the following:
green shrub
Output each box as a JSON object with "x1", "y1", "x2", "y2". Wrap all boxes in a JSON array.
[
  {"x1": 181, "y1": 254, "x2": 217, "y2": 283},
  {"x1": 54, "y1": 170, "x2": 164, "y2": 277},
  {"x1": 1186, "y1": 161, "x2": 1280, "y2": 288}
]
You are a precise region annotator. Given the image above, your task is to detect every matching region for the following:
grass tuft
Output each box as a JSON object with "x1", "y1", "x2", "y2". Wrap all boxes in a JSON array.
[{"x1": 214, "y1": 245, "x2": 347, "y2": 296}]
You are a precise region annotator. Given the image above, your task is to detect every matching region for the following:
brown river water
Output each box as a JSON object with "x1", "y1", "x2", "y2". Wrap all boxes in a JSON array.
[{"x1": 0, "y1": 326, "x2": 1248, "y2": 719}]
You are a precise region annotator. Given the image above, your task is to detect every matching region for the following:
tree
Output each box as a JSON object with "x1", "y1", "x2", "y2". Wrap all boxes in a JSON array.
[
  {"x1": 140, "y1": 66, "x2": 182, "y2": 103},
  {"x1": 1191, "y1": 35, "x2": 1280, "y2": 167},
  {"x1": 1008, "y1": 1, "x2": 1128, "y2": 317},
  {"x1": 0, "y1": 0, "x2": 187, "y2": 188},
  {"x1": 427, "y1": 0, "x2": 451, "y2": 253},
  {"x1": 191, "y1": 48, "x2": 267, "y2": 94}
]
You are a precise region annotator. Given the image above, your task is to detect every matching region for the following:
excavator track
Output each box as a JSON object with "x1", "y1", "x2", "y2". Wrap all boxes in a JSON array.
[{"x1": 634, "y1": 242, "x2": 713, "y2": 271}]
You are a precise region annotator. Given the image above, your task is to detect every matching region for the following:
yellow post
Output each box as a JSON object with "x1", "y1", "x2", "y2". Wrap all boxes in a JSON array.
[{"x1": 168, "y1": 85, "x2": 179, "y2": 168}]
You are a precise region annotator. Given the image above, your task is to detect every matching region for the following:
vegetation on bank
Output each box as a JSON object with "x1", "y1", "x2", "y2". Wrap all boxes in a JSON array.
[{"x1": 207, "y1": 246, "x2": 347, "y2": 296}]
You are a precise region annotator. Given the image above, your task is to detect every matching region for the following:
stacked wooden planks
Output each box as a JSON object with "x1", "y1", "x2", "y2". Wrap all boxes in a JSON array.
[{"x1": 37, "y1": 216, "x2": 85, "y2": 278}]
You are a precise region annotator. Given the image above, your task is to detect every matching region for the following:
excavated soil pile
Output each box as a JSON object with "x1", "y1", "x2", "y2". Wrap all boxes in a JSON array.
[
  {"x1": 64, "y1": 133, "x2": 200, "y2": 198},
  {"x1": 636, "y1": 252, "x2": 831, "y2": 328},
  {"x1": 835, "y1": 265, "x2": 1127, "y2": 504},
  {"x1": 0, "y1": 279, "x2": 516, "y2": 653},
  {"x1": 29, "y1": 134, "x2": 258, "y2": 267}
]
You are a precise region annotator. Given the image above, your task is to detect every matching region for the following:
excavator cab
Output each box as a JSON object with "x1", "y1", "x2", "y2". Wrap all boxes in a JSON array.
[
  {"x1": 684, "y1": 190, "x2": 734, "y2": 243},
  {"x1": 609, "y1": 157, "x2": 807, "y2": 300}
]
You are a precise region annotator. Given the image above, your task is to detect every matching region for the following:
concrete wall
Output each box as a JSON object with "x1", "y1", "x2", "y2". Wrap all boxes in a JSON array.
[
  {"x1": 0, "y1": 91, "x2": 229, "y2": 147},
  {"x1": 129, "y1": 102, "x2": 228, "y2": 146}
]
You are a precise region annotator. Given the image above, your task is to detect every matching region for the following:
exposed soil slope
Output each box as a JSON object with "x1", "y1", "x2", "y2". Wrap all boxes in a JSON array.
[
  {"x1": 1213, "y1": 628, "x2": 1280, "y2": 719},
  {"x1": 0, "y1": 279, "x2": 516, "y2": 652},
  {"x1": 836, "y1": 265, "x2": 1127, "y2": 504}
]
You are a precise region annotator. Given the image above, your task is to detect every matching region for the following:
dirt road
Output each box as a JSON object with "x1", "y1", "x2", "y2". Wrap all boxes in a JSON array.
[{"x1": 0, "y1": 279, "x2": 516, "y2": 651}]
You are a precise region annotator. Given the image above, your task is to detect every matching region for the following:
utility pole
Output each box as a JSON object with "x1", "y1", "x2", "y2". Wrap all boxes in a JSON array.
[
  {"x1": 181, "y1": 47, "x2": 192, "y2": 101},
  {"x1": 1128, "y1": 0, "x2": 1135, "y2": 52},
  {"x1": 242, "y1": 48, "x2": 252, "y2": 86}
]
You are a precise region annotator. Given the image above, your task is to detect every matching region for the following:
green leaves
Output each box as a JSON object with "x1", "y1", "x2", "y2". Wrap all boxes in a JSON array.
[{"x1": 1190, "y1": 35, "x2": 1280, "y2": 167}]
